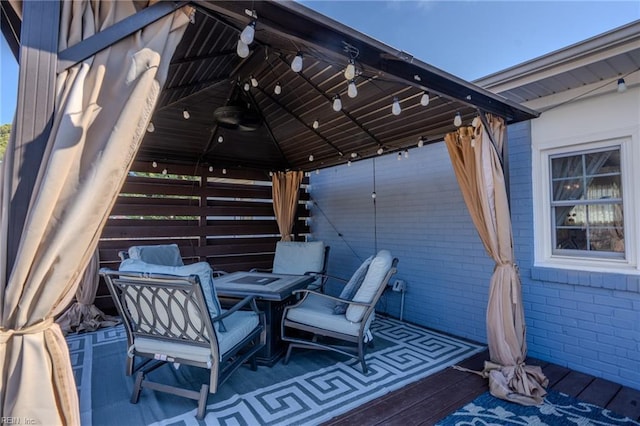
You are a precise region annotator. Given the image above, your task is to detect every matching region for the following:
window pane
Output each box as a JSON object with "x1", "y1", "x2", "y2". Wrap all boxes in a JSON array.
[
  {"x1": 587, "y1": 175, "x2": 621, "y2": 200},
  {"x1": 589, "y1": 227, "x2": 624, "y2": 252},
  {"x1": 585, "y1": 149, "x2": 620, "y2": 176},
  {"x1": 553, "y1": 178, "x2": 584, "y2": 201},
  {"x1": 587, "y1": 203, "x2": 623, "y2": 227},
  {"x1": 551, "y1": 155, "x2": 582, "y2": 179}
]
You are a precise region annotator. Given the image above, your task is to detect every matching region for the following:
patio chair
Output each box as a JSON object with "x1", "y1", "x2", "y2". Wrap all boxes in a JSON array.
[
  {"x1": 100, "y1": 259, "x2": 266, "y2": 420},
  {"x1": 281, "y1": 250, "x2": 398, "y2": 373},
  {"x1": 253, "y1": 241, "x2": 330, "y2": 291}
]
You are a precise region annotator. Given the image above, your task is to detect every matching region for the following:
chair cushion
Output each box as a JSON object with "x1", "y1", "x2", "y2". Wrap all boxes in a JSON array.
[
  {"x1": 119, "y1": 259, "x2": 225, "y2": 330},
  {"x1": 345, "y1": 250, "x2": 393, "y2": 323},
  {"x1": 286, "y1": 294, "x2": 362, "y2": 337},
  {"x1": 127, "y1": 244, "x2": 184, "y2": 267},
  {"x1": 272, "y1": 241, "x2": 325, "y2": 275},
  {"x1": 333, "y1": 255, "x2": 373, "y2": 314},
  {"x1": 215, "y1": 310, "x2": 260, "y2": 358}
]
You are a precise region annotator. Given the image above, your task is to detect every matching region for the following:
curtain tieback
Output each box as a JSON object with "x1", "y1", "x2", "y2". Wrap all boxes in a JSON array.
[{"x1": 0, "y1": 318, "x2": 55, "y2": 344}]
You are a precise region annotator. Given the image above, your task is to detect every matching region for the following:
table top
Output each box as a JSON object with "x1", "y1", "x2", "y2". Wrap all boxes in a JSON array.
[{"x1": 214, "y1": 271, "x2": 315, "y2": 301}]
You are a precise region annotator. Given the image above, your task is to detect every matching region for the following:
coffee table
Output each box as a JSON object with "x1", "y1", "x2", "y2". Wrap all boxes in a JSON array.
[{"x1": 214, "y1": 271, "x2": 315, "y2": 366}]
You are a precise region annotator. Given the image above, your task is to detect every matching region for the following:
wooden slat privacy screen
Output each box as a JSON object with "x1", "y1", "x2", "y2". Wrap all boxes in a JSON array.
[{"x1": 96, "y1": 161, "x2": 310, "y2": 313}]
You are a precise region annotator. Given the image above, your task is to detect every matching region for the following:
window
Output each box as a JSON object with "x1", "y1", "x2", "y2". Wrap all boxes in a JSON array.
[{"x1": 550, "y1": 147, "x2": 624, "y2": 259}]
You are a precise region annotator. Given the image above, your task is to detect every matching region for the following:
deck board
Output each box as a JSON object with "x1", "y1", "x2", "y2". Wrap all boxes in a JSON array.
[{"x1": 321, "y1": 349, "x2": 640, "y2": 425}]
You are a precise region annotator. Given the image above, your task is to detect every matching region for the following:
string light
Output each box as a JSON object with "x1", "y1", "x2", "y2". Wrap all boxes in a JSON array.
[
  {"x1": 240, "y1": 21, "x2": 256, "y2": 45},
  {"x1": 347, "y1": 80, "x2": 358, "y2": 98},
  {"x1": 218, "y1": 135, "x2": 224, "y2": 143},
  {"x1": 250, "y1": 75, "x2": 258, "y2": 87},
  {"x1": 392, "y1": 97, "x2": 401, "y2": 115},
  {"x1": 208, "y1": 166, "x2": 213, "y2": 172},
  {"x1": 309, "y1": 154, "x2": 314, "y2": 162},
  {"x1": 417, "y1": 137, "x2": 425, "y2": 148},
  {"x1": 162, "y1": 168, "x2": 168, "y2": 175},
  {"x1": 291, "y1": 52, "x2": 303, "y2": 72},
  {"x1": 344, "y1": 59, "x2": 356, "y2": 80},
  {"x1": 351, "y1": 152, "x2": 358, "y2": 158},
  {"x1": 152, "y1": 161, "x2": 157, "y2": 168},
  {"x1": 315, "y1": 169, "x2": 320, "y2": 175},
  {"x1": 371, "y1": 192, "x2": 376, "y2": 199},
  {"x1": 243, "y1": 82, "x2": 250, "y2": 91},
  {"x1": 377, "y1": 147, "x2": 384, "y2": 155},
  {"x1": 147, "y1": 122, "x2": 155, "y2": 132},
  {"x1": 347, "y1": 160, "x2": 352, "y2": 167},
  {"x1": 404, "y1": 149, "x2": 409, "y2": 159},
  {"x1": 183, "y1": 109, "x2": 190, "y2": 119},
  {"x1": 420, "y1": 91, "x2": 430, "y2": 106},
  {"x1": 222, "y1": 168, "x2": 227, "y2": 175},
  {"x1": 454, "y1": 112, "x2": 462, "y2": 127},
  {"x1": 236, "y1": 39, "x2": 250, "y2": 58},
  {"x1": 617, "y1": 78, "x2": 627, "y2": 93},
  {"x1": 274, "y1": 82, "x2": 282, "y2": 95},
  {"x1": 397, "y1": 152, "x2": 402, "y2": 160},
  {"x1": 332, "y1": 94, "x2": 342, "y2": 111},
  {"x1": 312, "y1": 119, "x2": 319, "y2": 129}
]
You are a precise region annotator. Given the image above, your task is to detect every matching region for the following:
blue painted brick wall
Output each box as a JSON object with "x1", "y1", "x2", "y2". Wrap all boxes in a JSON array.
[{"x1": 310, "y1": 121, "x2": 640, "y2": 391}]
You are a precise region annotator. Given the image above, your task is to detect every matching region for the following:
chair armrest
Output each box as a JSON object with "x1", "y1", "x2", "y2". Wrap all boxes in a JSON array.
[
  {"x1": 291, "y1": 289, "x2": 372, "y2": 307},
  {"x1": 249, "y1": 267, "x2": 273, "y2": 273},
  {"x1": 211, "y1": 295, "x2": 260, "y2": 323},
  {"x1": 303, "y1": 273, "x2": 348, "y2": 284}
]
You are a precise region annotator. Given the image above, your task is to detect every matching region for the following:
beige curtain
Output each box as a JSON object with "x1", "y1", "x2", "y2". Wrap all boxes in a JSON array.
[
  {"x1": 445, "y1": 115, "x2": 548, "y2": 406},
  {"x1": 0, "y1": 1, "x2": 191, "y2": 423},
  {"x1": 56, "y1": 249, "x2": 120, "y2": 334},
  {"x1": 272, "y1": 171, "x2": 304, "y2": 241}
]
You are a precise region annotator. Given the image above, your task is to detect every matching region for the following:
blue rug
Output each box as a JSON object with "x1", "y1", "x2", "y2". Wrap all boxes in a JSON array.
[
  {"x1": 67, "y1": 316, "x2": 484, "y2": 425},
  {"x1": 437, "y1": 389, "x2": 640, "y2": 425}
]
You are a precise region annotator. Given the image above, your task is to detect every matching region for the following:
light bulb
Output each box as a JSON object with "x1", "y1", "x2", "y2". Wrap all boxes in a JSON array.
[
  {"x1": 344, "y1": 60, "x2": 355, "y2": 80},
  {"x1": 243, "y1": 82, "x2": 250, "y2": 91},
  {"x1": 351, "y1": 152, "x2": 358, "y2": 158},
  {"x1": 420, "y1": 91, "x2": 430, "y2": 106},
  {"x1": 454, "y1": 112, "x2": 462, "y2": 127},
  {"x1": 371, "y1": 192, "x2": 376, "y2": 199},
  {"x1": 250, "y1": 75, "x2": 258, "y2": 87},
  {"x1": 217, "y1": 135, "x2": 224, "y2": 143},
  {"x1": 617, "y1": 78, "x2": 627, "y2": 93},
  {"x1": 347, "y1": 160, "x2": 352, "y2": 167},
  {"x1": 392, "y1": 97, "x2": 401, "y2": 115},
  {"x1": 377, "y1": 147, "x2": 383, "y2": 155},
  {"x1": 208, "y1": 166, "x2": 213, "y2": 172},
  {"x1": 183, "y1": 109, "x2": 190, "y2": 119},
  {"x1": 274, "y1": 82, "x2": 282, "y2": 95},
  {"x1": 222, "y1": 168, "x2": 227, "y2": 175},
  {"x1": 404, "y1": 149, "x2": 409, "y2": 159},
  {"x1": 147, "y1": 122, "x2": 155, "y2": 132},
  {"x1": 152, "y1": 161, "x2": 157, "y2": 168},
  {"x1": 309, "y1": 154, "x2": 314, "y2": 162},
  {"x1": 162, "y1": 168, "x2": 168, "y2": 175},
  {"x1": 417, "y1": 137, "x2": 425, "y2": 148},
  {"x1": 240, "y1": 21, "x2": 255, "y2": 45},
  {"x1": 315, "y1": 169, "x2": 320, "y2": 175},
  {"x1": 312, "y1": 119, "x2": 319, "y2": 129},
  {"x1": 269, "y1": 171, "x2": 273, "y2": 177},
  {"x1": 347, "y1": 80, "x2": 358, "y2": 98},
  {"x1": 236, "y1": 39, "x2": 250, "y2": 58},
  {"x1": 397, "y1": 152, "x2": 402, "y2": 160},
  {"x1": 291, "y1": 53, "x2": 303, "y2": 73},
  {"x1": 332, "y1": 94, "x2": 342, "y2": 111}
]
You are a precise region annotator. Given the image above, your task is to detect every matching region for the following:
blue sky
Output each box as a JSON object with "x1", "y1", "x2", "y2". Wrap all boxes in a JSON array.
[{"x1": 1, "y1": 1, "x2": 639, "y2": 125}]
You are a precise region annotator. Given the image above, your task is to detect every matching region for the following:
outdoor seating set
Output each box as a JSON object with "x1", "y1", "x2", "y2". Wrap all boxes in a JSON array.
[{"x1": 100, "y1": 243, "x2": 397, "y2": 419}]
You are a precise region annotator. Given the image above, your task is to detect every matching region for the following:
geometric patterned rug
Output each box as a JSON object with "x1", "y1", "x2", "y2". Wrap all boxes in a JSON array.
[
  {"x1": 436, "y1": 389, "x2": 640, "y2": 426},
  {"x1": 67, "y1": 316, "x2": 484, "y2": 425}
]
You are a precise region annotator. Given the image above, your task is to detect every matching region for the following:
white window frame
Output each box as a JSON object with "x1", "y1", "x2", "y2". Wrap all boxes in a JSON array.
[{"x1": 533, "y1": 136, "x2": 639, "y2": 274}]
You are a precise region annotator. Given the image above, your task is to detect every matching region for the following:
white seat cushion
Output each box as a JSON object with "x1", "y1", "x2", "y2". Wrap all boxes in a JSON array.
[
  {"x1": 334, "y1": 255, "x2": 373, "y2": 314},
  {"x1": 272, "y1": 241, "x2": 325, "y2": 275},
  {"x1": 286, "y1": 294, "x2": 361, "y2": 337},
  {"x1": 127, "y1": 244, "x2": 184, "y2": 267},
  {"x1": 216, "y1": 310, "x2": 260, "y2": 357},
  {"x1": 345, "y1": 250, "x2": 393, "y2": 323}
]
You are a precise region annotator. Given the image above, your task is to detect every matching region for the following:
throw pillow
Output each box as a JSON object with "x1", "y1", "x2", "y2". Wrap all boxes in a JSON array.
[{"x1": 333, "y1": 255, "x2": 374, "y2": 315}]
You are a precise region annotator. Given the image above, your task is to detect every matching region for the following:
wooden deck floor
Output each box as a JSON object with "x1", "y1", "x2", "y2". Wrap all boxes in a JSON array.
[{"x1": 322, "y1": 349, "x2": 640, "y2": 425}]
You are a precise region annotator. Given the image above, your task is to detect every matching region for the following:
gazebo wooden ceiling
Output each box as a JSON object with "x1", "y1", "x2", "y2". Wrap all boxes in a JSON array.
[
  {"x1": 1, "y1": 0, "x2": 539, "y2": 173},
  {"x1": 139, "y1": 1, "x2": 538, "y2": 172}
]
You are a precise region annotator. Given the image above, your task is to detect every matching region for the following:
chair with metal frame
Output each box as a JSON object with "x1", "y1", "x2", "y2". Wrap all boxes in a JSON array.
[
  {"x1": 100, "y1": 267, "x2": 266, "y2": 420},
  {"x1": 280, "y1": 250, "x2": 398, "y2": 373}
]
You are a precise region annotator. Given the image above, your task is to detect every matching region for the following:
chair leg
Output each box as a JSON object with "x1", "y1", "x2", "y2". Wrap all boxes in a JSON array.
[
  {"x1": 131, "y1": 371, "x2": 144, "y2": 404},
  {"x1": 195, "y1": 384, "x2": 209, "y2": 420},
  {"x1": 250, "y1": 355, "x2": 258, "y2": 371},
  {"x1": 283, "y1": 344, "x2": 293, "y2": 365}
]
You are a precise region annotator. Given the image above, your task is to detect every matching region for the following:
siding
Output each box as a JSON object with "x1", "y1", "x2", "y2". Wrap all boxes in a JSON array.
[
  {"x1": 310, "y1": 121, "x2": 640, "y2": 391},
  {"x1": 309, "y1": 142, "x2": 493, "y2": 343}
]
